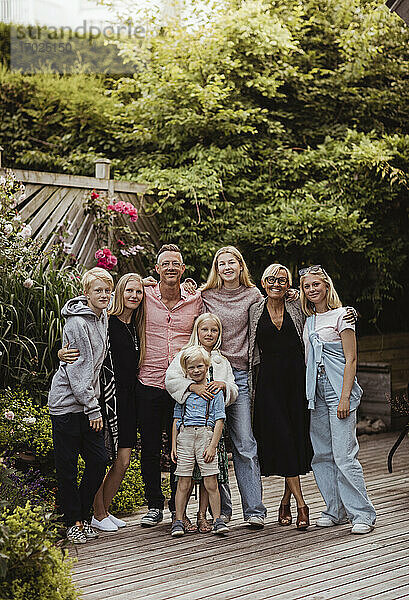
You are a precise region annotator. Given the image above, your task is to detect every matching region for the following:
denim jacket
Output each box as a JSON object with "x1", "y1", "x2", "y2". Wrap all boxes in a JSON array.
[{"x1": 305, "y1": 315, "x2": 363, "y2": 411}]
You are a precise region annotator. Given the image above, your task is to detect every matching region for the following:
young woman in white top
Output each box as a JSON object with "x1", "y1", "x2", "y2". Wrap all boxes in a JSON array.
[
  {"x1": 300, "y1": 265, "x2": 376, "y2": 534},
  {"x1": 165, "y1": 313, "x2": 238, "y2": 531}
]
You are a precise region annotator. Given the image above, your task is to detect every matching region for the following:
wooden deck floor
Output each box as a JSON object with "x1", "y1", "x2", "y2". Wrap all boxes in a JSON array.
[{"x1": 72, "y1": 432, "x2": 409, "y2": 600}]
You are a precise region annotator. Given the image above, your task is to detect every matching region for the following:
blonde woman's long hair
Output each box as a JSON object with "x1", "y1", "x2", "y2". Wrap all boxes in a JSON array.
[
  {"x1": 184, "y1": 313, "x2": 223, "y2": 351},
  {"x1": 109, "y1": 273, "x2": 146, "y2": 366},
  {"x1": 200, "y1": 246, "x2": 255, "y2": 291},
  {"x1": 300, "y1": 268, "x2": 342, "y2": 316}
]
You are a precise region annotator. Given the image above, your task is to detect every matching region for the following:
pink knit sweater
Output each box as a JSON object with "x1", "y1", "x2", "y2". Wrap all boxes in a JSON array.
[{"x1": 201, "y1": 285, "x2": 263, "y2": 371}]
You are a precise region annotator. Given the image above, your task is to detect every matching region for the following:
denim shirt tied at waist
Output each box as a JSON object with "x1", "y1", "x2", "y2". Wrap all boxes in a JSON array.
[{"x1": 305, "y1": 315, "x2": 363, "y2": 411}]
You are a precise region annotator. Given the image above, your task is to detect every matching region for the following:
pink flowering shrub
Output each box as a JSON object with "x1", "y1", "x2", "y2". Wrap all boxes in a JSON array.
[
  {"x1": 95, "y1": 247, "x2": 118, "y2": 270},
  {"x1": 85, "y1": 189, "x2": 155, "y2": 274},
  {"x1": 107, "y1": 200, "x2": 138, "y2": 222}
]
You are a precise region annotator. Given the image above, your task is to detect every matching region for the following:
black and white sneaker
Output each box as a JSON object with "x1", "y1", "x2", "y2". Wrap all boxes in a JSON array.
[
  {"x1": 140, "y1": 508, "x2": 163, "y2": 527},
  {"x1": 213, "y1": 517, "x2": 229, "y2": 535},
  {"x1": 82, "y1": 521, "x2": 99, "y2": 539},
  {"x1": 67, "y1": 525, "x2": 87, "y2": 544}
]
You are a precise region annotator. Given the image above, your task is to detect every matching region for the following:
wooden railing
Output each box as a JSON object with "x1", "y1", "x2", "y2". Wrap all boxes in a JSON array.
[{"x1": 0, "y1": 156, "x2": 160, "y2": 273}]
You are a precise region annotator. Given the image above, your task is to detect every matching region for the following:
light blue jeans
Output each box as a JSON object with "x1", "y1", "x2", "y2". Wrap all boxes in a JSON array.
[
  {"x1": 223, "y1": 368, "x2": 266, "y2": 520},
  {"x1": 310, "y1": 373, "x2": 376, "y2": 526}
]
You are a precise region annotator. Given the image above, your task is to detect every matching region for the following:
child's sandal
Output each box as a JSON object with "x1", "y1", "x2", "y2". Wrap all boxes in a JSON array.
[
  {"x1": 197, "y1": 511, "x2": 212, "y2": 533},
  {"x1": 182, "y1": 515, "x2": 198, "y2": 533}
]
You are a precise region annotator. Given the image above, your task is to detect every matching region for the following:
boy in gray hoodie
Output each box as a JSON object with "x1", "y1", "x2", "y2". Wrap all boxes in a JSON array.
[{"x1": 48, "y1": 267, "x2": 114, "y2": 544}]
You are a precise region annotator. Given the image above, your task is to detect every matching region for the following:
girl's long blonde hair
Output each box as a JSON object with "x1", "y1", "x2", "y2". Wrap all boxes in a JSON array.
[
  {"x1": 200, "y1": 246, "x2": 255, "y2": 291},
  {"x1": 184, "y1": 313, "x2": 223, "y2": 351},
  {"x1": 300, "y1": 268, "x2": 342, "y2": 316},
  {"x1": 109, "y1": 273, "x2": 146, "y2": 366}
]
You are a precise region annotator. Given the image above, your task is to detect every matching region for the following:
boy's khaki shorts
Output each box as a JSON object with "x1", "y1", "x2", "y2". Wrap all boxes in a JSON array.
[{"x1": 175, "y1": 425, "x2": 219, "y2": 477}]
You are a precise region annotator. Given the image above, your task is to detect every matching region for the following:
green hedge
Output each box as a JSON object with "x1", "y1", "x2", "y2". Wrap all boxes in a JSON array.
[{"x1": 0, "y1": 503, "x2": 78, "y2": 600}]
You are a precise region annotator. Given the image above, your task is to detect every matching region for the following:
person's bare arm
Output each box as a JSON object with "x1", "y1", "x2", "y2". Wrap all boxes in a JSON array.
[
  {"x1": 203, "y1": 420, "x2": 224, "y2": 463},
  {"x1": 171, "y1": 419, "x2": 178, "y2": 463},
  {"x1": 338, "y1": 329, "x2": 357, "y2": 419}
]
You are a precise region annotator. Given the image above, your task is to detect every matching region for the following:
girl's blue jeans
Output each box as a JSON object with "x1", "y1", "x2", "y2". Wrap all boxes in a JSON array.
[{"x1": 310, "y1": 373, "x2": 376, "y2": 526}]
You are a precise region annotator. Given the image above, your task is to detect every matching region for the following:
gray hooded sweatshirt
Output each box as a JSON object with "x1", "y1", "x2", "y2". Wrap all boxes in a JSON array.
[{"x1": 48, "y1": 296, "x2": 108, "y2": 420}]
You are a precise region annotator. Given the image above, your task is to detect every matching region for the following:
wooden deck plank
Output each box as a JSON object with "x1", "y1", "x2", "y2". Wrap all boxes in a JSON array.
[{"x1": 73, "y1": 432, "x2": 409, "y2": 600}]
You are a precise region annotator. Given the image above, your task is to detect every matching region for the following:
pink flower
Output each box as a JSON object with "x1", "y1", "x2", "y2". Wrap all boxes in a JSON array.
[
  {"x1": 107, "y1": 200, "x2": 138, "y2": 222},
  {"x1": 117, "y1": 239, "x2": 125, "y2": 246},
  {"x1": 91, "y1": 190, "x2": 100, "y2": 200},
  {"x1": 95, "y1": 247, "x2": 117, "y2": 270},
  {"x1": 4, "y1": 410, "x2": 15, "y2": 421}
]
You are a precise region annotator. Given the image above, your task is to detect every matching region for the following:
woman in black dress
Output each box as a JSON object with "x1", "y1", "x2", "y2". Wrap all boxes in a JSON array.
[
  {"x1": 248, "y1": 264, "x2": 312, "y2": 530},
  {"x1": 59, "y1": 273, "x2": 146, "y2": 531}
]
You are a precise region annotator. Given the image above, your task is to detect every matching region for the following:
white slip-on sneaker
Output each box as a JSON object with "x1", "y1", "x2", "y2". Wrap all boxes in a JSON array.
[
  {"x1": 91, "y1": 515, "x2": 118, "y2": 532},
  {"x1": 316, "y1": 516, "x2": 348, "y2": 527},
  {"x1": 108, "y1": 513, "x2": 126, "y2": 528},
  {"x1": 351, "y1": 523, "x2": 374, "y2": 535},
  {"x1": 246, "y1": 515, "x2": 265, "y2": 529}
]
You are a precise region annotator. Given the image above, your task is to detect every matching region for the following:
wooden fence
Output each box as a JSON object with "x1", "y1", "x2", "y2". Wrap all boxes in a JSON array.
[
  {"x1": 358, "y1": 333, "x2": 409, "y2": 429},
  {"x1": 0, "y1": 157, "x2": 160, "y2": 274}
]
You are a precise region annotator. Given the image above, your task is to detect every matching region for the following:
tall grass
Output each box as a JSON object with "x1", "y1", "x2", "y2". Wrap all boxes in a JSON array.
[{"x1": 0, "y1": 254, "x2": 82, "y2": 402}]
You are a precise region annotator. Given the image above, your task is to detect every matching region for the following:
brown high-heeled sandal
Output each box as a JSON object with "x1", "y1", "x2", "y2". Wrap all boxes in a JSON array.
[
  {"x1": 197, "y1": 511, "x2": 212, "y2": 533},
  {"x1": 296, "y1": 505, "x2": 310, "y2": 530},
  {"x1": 278, "y1": 503, "x2": 292, "y2": 525}
]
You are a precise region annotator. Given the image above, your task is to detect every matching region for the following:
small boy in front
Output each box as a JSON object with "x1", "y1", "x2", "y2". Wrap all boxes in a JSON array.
[
  {"x1": 170, "y1": 346, "x2": 228, "y2": 537},
  {"x1": 48, "y1": 267, "x2": 113, "y2": 544}
]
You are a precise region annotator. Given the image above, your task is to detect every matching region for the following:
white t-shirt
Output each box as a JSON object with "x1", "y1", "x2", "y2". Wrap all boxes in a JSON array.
[{"x1": 303, "y1": 307, "x2": 355, "y2": 361}]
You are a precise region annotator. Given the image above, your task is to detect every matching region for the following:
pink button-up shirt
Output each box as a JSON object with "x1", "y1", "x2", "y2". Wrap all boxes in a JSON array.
[{"x1": 139, "y1": 284, "x2": 203, "y2": 389}]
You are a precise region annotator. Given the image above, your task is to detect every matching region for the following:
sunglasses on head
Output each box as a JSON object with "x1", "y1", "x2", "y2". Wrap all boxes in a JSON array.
[{"x1": 298, "y1": 265, "x2": 326, "y2": 277}]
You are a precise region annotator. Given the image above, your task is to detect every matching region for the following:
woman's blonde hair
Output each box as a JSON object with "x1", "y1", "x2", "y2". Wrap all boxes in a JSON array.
[
  {"x1": 261, "y1": 263, "x2": 292, "y2": 287},
  {"x1": 300, "y1": 267, "x2": 342, "y2": 316},
  {"x1": 185, "y1": 313, "x2": 222, "y2": 351},
  {"x1": 179, "y1": 345, "x2": 211, "y2": 376},
  {"x1": 200, "y1": 246, "x2": 255, "y2": 291},
  {"x1": 109, "y1": 273, "x2": 146, "y2": 366},
  {"x1": 82, "y1": 267, "x2": 114, "y2": 293}
]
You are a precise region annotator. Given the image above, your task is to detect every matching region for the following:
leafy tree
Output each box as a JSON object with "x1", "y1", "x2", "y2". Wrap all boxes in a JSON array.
[{"x1": 1, "y1": 0, "x2": 408, "y2": 331}]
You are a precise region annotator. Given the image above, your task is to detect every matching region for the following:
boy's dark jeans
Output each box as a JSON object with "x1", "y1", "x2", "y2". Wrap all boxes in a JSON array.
[
  {"x1": 51, "y1": 412, "x2": 108, "y2": 527},
  {"x1": 137, "y1": 382, "x2": 176, "y2": 512}
]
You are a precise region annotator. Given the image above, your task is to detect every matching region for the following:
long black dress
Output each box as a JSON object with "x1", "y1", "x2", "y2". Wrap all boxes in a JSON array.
[
  {"x1": 253, "y1": 305, "x2": 312, "y2": 477},
  {"x1": 107, "y1": 316, "x2": 140, "y2": 449}
]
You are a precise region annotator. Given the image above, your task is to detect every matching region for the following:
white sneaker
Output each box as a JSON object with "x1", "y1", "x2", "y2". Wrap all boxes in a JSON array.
[
  {"x1": 316, "y1": 516, "x2": 348, "y2": 527},
  {"x1": 108, "y1": 513, "x2": 126, "y2": 528},
  {"x1": 220, "y1": 514, "x2": 231, "y2": 524},
  {"x1": 351, "y1": 523, "x2": 374, "y2": 535},
  {"x1": 247, "y1": 515, "x2": 265, "y2": 529},
  {"x1": 91, "y1": 515, "x2": 118, "y2": 531}
]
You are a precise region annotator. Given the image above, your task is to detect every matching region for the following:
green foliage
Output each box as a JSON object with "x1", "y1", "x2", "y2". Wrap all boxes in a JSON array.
[
  {"x1": 1, "y1": 1, "x2": 409, "y2": 329},
  {"x1": 0, "y1": 503, "x2": 78, "y2": 600},
  {"x1": 0, "y1": 172, "x2": 83, "y2": 397},
  {"x1": 0, "y1": 389, "x2": 50, "y2": 453},
  {"x1": 108, "y1": 452, "x2": 145, "y2": 514}
]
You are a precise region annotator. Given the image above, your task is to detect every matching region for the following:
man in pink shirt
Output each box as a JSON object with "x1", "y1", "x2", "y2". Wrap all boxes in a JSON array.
[{"x1": 139, "y1": 244, "x2": 202, "y2": 527}]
